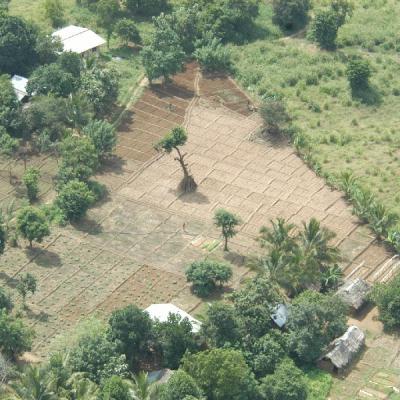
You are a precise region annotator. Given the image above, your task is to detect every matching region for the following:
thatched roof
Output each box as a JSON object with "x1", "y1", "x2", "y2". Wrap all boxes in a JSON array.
[
  {"x1": 337, "y1": 278, "x2": 371, "y2": 311},
  {"x1": 322, "y1": 325, "x2": 365, "y2": 370}
]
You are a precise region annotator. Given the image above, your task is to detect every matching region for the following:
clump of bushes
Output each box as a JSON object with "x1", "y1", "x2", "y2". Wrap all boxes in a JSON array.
[
  {"x1": 272, "y1": 0, "x2": 311, "y2": 31},
  {"x1": 186, "y1": 260, "x2": 232, "y2": 297},
  {"x1": 259, "y1": 97, "x2": 291, "y2": 136}
]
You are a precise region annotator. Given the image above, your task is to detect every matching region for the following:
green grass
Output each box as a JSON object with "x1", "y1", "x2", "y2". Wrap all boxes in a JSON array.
[
  {"x1": 232, "y1": 0, "x2": 400, "y2": 216},
  {"x1": 304, "y1": 368, "x2": 333, "y2": 400}
]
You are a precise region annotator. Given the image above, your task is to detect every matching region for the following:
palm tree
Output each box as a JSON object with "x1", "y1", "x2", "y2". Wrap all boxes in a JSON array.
[
  {"x1": 66, "y1": 373, "x2": 99, "y2": 400},
  {"x1": 320, "y1": 264, "x2": 343, "y2": 292},
  {"x1": 299, "y1": 218, "x2": 340, "y2": 266},
  {"x1": 131, "y1": 372, "x2": 160, "y2": 400},
  {"x1": 9, "y1": 365, "x2": 56, "y2": 400},
  {"x1": 258, "y1": 218, "x2": 297, "y2": 252}
]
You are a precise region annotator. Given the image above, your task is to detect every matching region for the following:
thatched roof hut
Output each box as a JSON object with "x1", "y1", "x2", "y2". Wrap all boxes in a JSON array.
[
  {"x1": 318, "y1": 325, "x2": 365, "y2": 373},
  {"x1": 337, "y1": 278, "x2": 371, "y2": 312}
]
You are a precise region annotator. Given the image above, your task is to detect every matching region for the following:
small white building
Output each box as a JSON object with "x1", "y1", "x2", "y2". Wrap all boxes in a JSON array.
[
  {"x1": 11, "y1": 75, "x2": 29, "y2": 101},
  {"x1": 52, "y1": 25, "x2": 106, "y2": 55},
  {"x1": 145, "y1": 303, "x2": 202, "y2": 333},
  {"x1": 271, "y1": 303, "x2": 288, "y2": 328}
]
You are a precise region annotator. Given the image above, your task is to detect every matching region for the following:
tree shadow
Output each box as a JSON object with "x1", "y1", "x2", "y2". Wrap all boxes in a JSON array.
[
  {"x1": 98, "y1": 156, "x2": 128, "y2": 177},
  {"x1": 25, "y1": 308, "x2": 50, "y2": 323},
  {"x1": 177, "y1": 190, "x2": 209, "y2": 205},
  {"x1": 0, "y1": 272, "x2": 19, "y2": 289},
  {"x1": 117, "y1": 109, "x2": 135, "y2": 132},
  {"x1": 351, "y1": 85, "x2": 382, "y2": 106},
  {"x1": 71, "y1": 217, "x2": 103, "y2": 235},
  {"x1": 223, "y1": 251, "x2": 247, "y2": 267},
  {"x1": 24, "y1": 248, "x2": 62, "y2": 268}
]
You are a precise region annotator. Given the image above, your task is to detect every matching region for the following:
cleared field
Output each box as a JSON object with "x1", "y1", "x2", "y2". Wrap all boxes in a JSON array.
[{"x1": 0, "y1": 63, "x2": 395, "y2": 361}]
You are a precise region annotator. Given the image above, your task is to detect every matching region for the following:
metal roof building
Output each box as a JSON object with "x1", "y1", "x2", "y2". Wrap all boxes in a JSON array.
[
  {"x1": 145, "y1": 303, "x2": 202, "y2": 333},
  {"x1": 52, "y1": 25, "x2": 106, "y2": 55},
  {"x1": 11, "y1": 75, "x2": 29, "y2": 101}
]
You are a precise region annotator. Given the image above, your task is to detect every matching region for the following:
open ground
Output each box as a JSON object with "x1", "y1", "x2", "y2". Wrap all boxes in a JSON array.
[{"x1": 0, "y1": 64, "x2": 398, "y2": 399}]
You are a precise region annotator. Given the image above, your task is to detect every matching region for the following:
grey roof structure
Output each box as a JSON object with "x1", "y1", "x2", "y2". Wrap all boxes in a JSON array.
[
  {"x1": 337, "y1": 278, "x2": 371, "y2": 311},
  {"x1": 322, "y1": 325, "x2": 365, "y2": 370}
]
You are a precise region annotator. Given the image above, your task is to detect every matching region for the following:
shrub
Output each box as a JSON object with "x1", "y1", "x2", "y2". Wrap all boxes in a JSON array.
[
  {"x1": 160, "y1": 369, "x2": 203, "y2": 400},
  {"x1": 260, "y1": 358, "x2": 307, "y2": 400},
  {"x1": 346, "y1": 58, "x2": 371, "y2": 92},
  {"x1": 259, "y1": 98, "x2": 291, "y2": 136},
  {"x1": 0, "y1": 309, "x2": 32, "y2": 359},
  {"x1": 83, "y1": 120, "x2": 117, "y2": 159},
  {"x1": 56, "y1": 180, "x2": 95, "y2": 221},
  {"x1": 16, "y1": 206, "x2": 50, "y2": 248},
  {"x1": 125, "y1": 0, "x2": 168, "y2": 16},
  {"x1": 43, "y1": 0, "x2": 65, "y2": 27},
  {"x1": 115, "y1": 18, "x2": 142, "y2": 46},
  {"x1": 22, "y1": 168, "x2": 40, "y2": 203},
  {"x1": 370, "y1": 274, "x2": 400, "y2": 330},
  {"x1": 0, "y1": 287, "x2": 13, "y2": 313},
  {"x1": 272, "y1": 0, "x2": 311, "y2": 30},
  {"x1": 309, "y1": 9, "x2": 341, "y2": 50},
  {"x1": 194, "y1": 35, "x2": 232, "y2": 73},
  {"x1": 186, "y1": 260, "x2": 232, "y2": 297}
]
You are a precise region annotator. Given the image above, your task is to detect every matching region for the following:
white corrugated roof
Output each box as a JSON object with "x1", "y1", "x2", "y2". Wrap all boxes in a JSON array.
[
  {"x1": 11, "y1": 75, "x2": 29, "y2": 101},
  {"x1": 52, "y1": 25, "x2": 106, "y2": 54},
  {"x1": 145, "y1": 303, "x2": 202, "y2": 333},
  {"x1": 271, "y1": 303, "x2": 288, "y2": 328}
]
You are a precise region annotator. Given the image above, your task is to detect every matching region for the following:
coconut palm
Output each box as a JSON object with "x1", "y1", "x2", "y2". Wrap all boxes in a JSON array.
[
  {"x1": 9, "y1": 365, "x2": 56, "y2": 400},
  {"x1": 258, "y1": 218, "x2": 296, "y2": 252},
  {"x1": 66, "y1": 373, "x2": 99, "y2": 400},
  {"x1": 131, "y1": 372, "x2": 160, "y2": 400}
]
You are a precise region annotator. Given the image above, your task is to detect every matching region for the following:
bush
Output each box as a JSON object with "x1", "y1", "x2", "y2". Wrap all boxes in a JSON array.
[
  {"x1": 260, "y1": 358, "x2": 307, "y2": 400},
  {"x1": 101, "y1": 375, "x2": 131, "y2": 400},
  {"x1": 186, "y1": 260, "x2": 232, "y2": 297},
  {"x1": 272, "y1": 0, "x2": 311, "y2": 30},
  {"x1": 0, "y1": 287, "x2": 13, "y2": 313},
  {"x1": 22, "y1": 167, "x2": 40, "y2": 203},
  {"x1": 160, "y1": 370, "x2": 203, "y2": 400},
  {"x1": 370, "y1": 274, "x2": 400, "y2": 330},
  {"x1": 346, "y1": 58, "x2": 371, "y2": 92},
  {"x1": 56, "y1": 180, "x2": 95, "y2": 221},
  {"x1": 43, "y1": 0, "x2": 65, "y2": 27},
  {"x1": 259, "y1": 98, "x2": 291, "y2": 136},
  {"x1": 68, "y1": 333, "x2": 128, "y2": 384},
  {"x1": 0, "y1": 309, "x2": 32, "y2": 359},
  {"x1": 16, "y1": 206, "x2": 50, "y2": 248},
  {"x1": 309, "y1": 9, "x2": 341, "y2": 50},
  {"x1": 115, "y1": 18, "x2": 142, "y2": 45},
  {"x1": 194, "y1": 35, "x2": 232, "y2": 73},
  {"x1": 125, "y1": 0, "x2": 168, "y2": 16},
  {"x1": 83, "y1": 120, "x2": 117, "y2": 159}
]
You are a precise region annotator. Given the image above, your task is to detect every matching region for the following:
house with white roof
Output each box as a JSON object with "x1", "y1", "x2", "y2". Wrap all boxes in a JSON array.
[
  {"x1": 11, "y1": 75, "x2": 29, "y2": 102},
  {"x1": 145, "y1": 303, "x2": 202, "y2": 333},
  {"x1": 52, "y1": 25, "x2": 106, "y2": 56}
]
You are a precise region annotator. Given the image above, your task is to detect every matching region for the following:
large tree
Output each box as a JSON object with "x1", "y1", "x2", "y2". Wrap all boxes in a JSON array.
[
  {"x1": 0, "y1": 309, "x2": 32, "y2": 359},
  {"x1": 259, "y1": 358, "x2": 307, "y2": 400},
  {"x1": 182, "y1": 348, "x2": 260, "y2": 400},
  {"x1": 27, "y1": 63, "x2": 76, "y2": 97},
  {"x1": 231, "y1": 275, "x2": 282, "y2": 338},
  {"x1": 272, "y1": 0, "x2": 311, "y2": 30},
  {"x1": 155, "y1": 126, "x2": 196, "y2": 193},
  {"x1": 0, "y1": 14, "x2": 38, "y2": 74},
  {"x1": 68, "y1": 332, "x2": 128, "y2": 384},
  {"x1": 108, "y1": 305, "x2": 154, "y2": 370},
  {"x1": 370, "y1": 274, "x2": 400, "y2": 330},
  {"x1": 0, "y1": 74, "x2": 23, "y2": 136},
  {"x1": 96, "y1": 0, "x2": 120, "y2": 48},
  {"x1": 80, "y1": 67, "x2": 119, "y2": 115},
  {"x1": 16, "y1": 206, "x2": 50, "y2": 248},
  {"x1": 141, "y1": 15, "x2": 185, "y2": 84},
  {"x1": 154, "y1": 313, "x2": 197, "y2": 369},
  {"x1": 287, "y1": 290, "x2": 348, "y2": 364},
  {"x1": 160, "y1": 370, "x2": 203, "y2": 400},
  {"x1": 56, "y1": 180, "x2": 95, "y2": 221}
]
